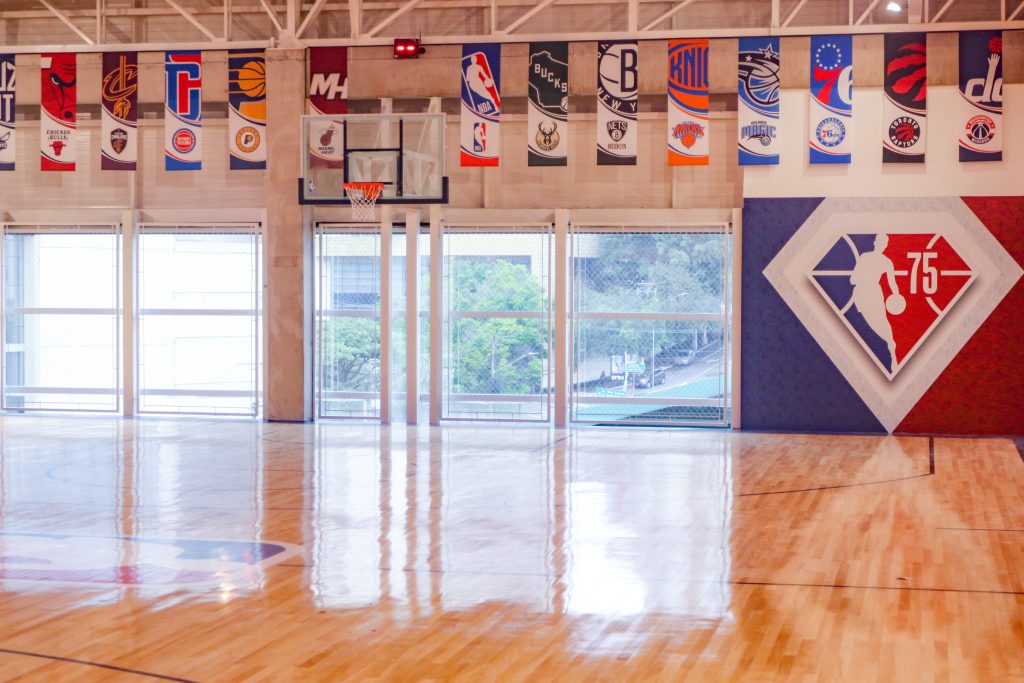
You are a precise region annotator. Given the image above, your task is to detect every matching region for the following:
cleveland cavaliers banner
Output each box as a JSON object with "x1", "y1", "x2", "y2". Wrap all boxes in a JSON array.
[
  {"x1": 229, "y1": 49, "x2": 267, "y2": 170},
  {"x1": 460, "y1": 43, "x2": 501, "y2": 167},
  {"x1": 597, "y1": 40, "x2": 638, "y2": 165},
  {"x1": 959, "y1": 30, "x2": 1002, "y2": 162},
  {"x1": 165, "y1": 51, "x2": 202, "y2": 171},
  {"x1": 738, "y1": 36, "x2": 780, "y2": 166},
  {"x1": 0, "y1": 54, "x2": 14, "y2": 171},
  {"x1": 307, "y1": 47, "x2": 347, "y2": 170},
  {"x1": 809, "y1": 35, "x2": 853, "y2": 164},
  {"x1": 668, "y1": 38, "x2": 709, "y2": 166},
  {"x1": 101, "y1": 52, "x2": 138, "y2": 171},
  {"x1": 41, "y1": 53, "x2": 76, "y2": 172},
  {"x1": 883, "y1": 33, "x2": 926, "y2": 164},
  {"x1": 528, "y1": 42, "x2": 568, "y2": 167}
]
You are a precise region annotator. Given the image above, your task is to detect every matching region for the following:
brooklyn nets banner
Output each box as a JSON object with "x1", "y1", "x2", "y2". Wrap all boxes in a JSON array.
[
  {"x1": 41, "y1": 53, "x2": 76, "y2": 172},
  {"x1": 668, "y1": 38, "x2": 709, "y2": 166},
  {"x1": 597, "y1": 40, "x2": 638, "y2": 165},
  {"x1": 528, "y1": 42, "x2": 568, "y2": 167},
  {"x1": 809, "y1": 35, "x2": 853, "y2": 164},
  {"x1": 165, "y1": 51, "x2": 202, "y2": 171},
  {"x1": 307, "y1": 47, "x2": 347, "y2": 169},
  {"x1": 229, "y1": 49, "x2": 267, "y2": 170},
  {"x1": 0, "y1": 54, "x2": 14, "y2": 171},
  {"x1": 883, "y1": 33, "x2": 926, "y2": 164},
  {"x1": 460, "y1": 43, "x2": 501, "y2": 167},
  {"x1": 101, "y1": 52, "x2": 138, "y2": 171},
  {"x1": 959, "y1": 30, "x2": 1002, "y2": 162},
  {"x1": 738, "y1": 36, "x2": 780, "y2": 166}
]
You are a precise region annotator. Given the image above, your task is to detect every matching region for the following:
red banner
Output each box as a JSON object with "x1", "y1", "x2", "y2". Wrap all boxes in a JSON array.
[{"x1": 41, "y1": 53, "x2": 76, "y2": 171}]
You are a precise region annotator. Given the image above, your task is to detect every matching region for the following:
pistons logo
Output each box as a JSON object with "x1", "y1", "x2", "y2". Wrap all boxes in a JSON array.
[
  {"x1": 672, "y1": 122, "x2": 705, "y2": 148},
  {"x1": 173, "y1": 128, "x2": 196, "y2": 153}
]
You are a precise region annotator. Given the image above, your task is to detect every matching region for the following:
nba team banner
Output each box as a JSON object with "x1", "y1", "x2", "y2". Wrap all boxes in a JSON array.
[
  {"x1": 41, "y1": 53, "x2": 76, "y2": 172},
  {"x1": 0, "y1": 54, "x2": 14, "y2": 171},
  {"x1": 597, "y1": 40, "x2": 638, "y2": 165},
  {"x1": 668, "y1": 38, "x2": 709, "y2": 166},
  {"x1": 101, "y1": 52, "x2": 138, "y2": 171},
  {"x1": 307, "y1": 47, "x2": 347, "y2": 170},
  {"x1": 959, "y1": 30, "x2": 1002, "y2": 162},
  {"x1": 809, "y1": 35, "x2": 853, "y2": 164},
  {"x1": 164, "y1": 51, "x2": 202, "y2": 171},
  {"x1": 883, "y1": 33, "x2": 926, "y2": 164},
  {"x1": 528, "y1": 42, "x2": 568, "y2": 167},
  {"x1": 229, "y1": 49, "x2": 267, "y2": 170},
  {"x1": 460, "y1": 43, "x2": 501, "y2": 167},
  {"x1": 738, "y1": 37, "x2": 780, "y2": 166}
]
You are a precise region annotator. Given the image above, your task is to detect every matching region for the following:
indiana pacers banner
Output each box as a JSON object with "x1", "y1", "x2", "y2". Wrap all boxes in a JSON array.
[
  {"x1": 883, "y1": 33, "x2": 926, "y2": 164},
  {"x1": 959, "y1": 30, "x2": 1002, "y2": 162},
  {"x1": 809, "y1": 35, "x2": 853, "y2": 164},
  {"x1": 307, "y1": 47, "x2": 347, "y2": 170},
  {"x1": 165, "y1": 51, "x2": 202, "y2": 171},
  {"x1": 738, "y1": 37, "x2": 780, "y2": 166},
  {"x1": 528, "y1": 42, "x2": 568, "y2": 167},
  {"x1": 597, "y1": 40, "x2": 638, "y2": 165},
  {"x1": 460, "y1": 44, "x2": 501, "y2": 167},
  {"x1": 41, "y1": 53, "x2": 76, "y2": 172},
  {"x1": 101, "y1": 52, "x2": 138, "y2": 171},
  {"x1": 228, "y1": 49, "x2": 267, "y2": 170},
  {"x1": 0, "y1": 54, "x2": 14, "y2": 171},
  {"x1": 668, "y1": 39, "x2": 709, "y2": 166}
]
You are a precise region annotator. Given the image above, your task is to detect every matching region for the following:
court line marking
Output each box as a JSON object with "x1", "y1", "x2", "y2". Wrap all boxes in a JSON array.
[
  {"x1": 937, "y1": 527, "x2": 1024, "y2": 533},
  {"x1": 0, "y1": 647, "x2": 198, "y2": 682}
]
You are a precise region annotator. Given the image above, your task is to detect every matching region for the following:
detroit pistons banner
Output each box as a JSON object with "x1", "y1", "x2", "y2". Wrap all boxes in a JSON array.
[
  {"x1": 165, "y1": 51, "x2": 202, "y2": 171},
  {"x1": 528, "y1": 42, "x2": 568, "y2": 167},
  {"x1": 229, "y1": 49, "x2": 266, "y2": 170},
  {"x1": 883, "y1": 34, "x2": 926, "y2": 164},
  {"x1": 40, "y1": 53, "x2": 76, "y2": 172},
  {"x1": 101, "y1": 52, "x2": 138, "y2": 171},
  {"x1": 0, "y1": 54, "x2": 14, "y2": 171},
  {"x1": 460, "y1": 44, "x2": 501, "y2": 167},
  {"x1": 307, "y1": 47, "x2": 347, "y2": 170},
  {"x1": 959, "y1": 31, "x2": 1002, "y2": 162},
  {"x1": 809, "y1": 35, "x2": 853, "y2": 164},
  {"x1": 668, "y1": 39, "x2": 709, "y2": 166},
  {"x1": 738, "y1": 37, "x2": 780, "y2": 166},
  {"x1": 597, "y1": 41, "x2": 638, "y2": 165}
]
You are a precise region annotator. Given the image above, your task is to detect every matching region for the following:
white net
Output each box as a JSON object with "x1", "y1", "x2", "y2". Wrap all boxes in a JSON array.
[{"x1": 343, "y1": 183, "x2": 384, "y2": 222}]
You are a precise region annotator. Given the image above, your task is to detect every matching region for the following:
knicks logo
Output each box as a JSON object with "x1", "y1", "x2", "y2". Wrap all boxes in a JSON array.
[{"x1": 672, "y1": 122, "x2": 705, "y2": 148}]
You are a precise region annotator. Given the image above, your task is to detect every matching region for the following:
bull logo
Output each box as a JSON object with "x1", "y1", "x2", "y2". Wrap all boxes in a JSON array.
[
  {"x1": 50, "y1": 140, "x2": 66, "y2": 156},
  {"x1": 536, "y1": 121, "x2": 559, "y2": 152},
  {"x1": 607, "y1": 120, "x2": 628, "y2": 142}
]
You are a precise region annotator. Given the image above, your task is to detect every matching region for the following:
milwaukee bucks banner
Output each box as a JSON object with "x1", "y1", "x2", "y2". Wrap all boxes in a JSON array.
[
  {"x1": 738, "y1": 36, "x2": 780, "y2": 166},
  {"x1": 668, "y1": 38, "x2": 709, "y2": 166},
  {"x1": 101, "y1": 52, "x2": 138, "y2": 171},
  {"x1": 959, "y1": 30, "x2": 1002, "y2": 162},
  {"x1": 883, "y1": 33, "x2": 926, "y2": 163},
  {"x1": 0, "y1": 54, "x2": 14, "y2": 171},
  {"x1": 41, "y1": 53, "x2": 76, "y2": 172},
  {"x1": 597, "y1": 40, "x2": 638, "y2": 165},
  {"x1": 229, "y1": 49, "x2": 267, "y2": 170},
  {"x1": 460, "y1": 44, "x2": 501, "y2": 167},
  {"x1": 165, "y1": 51, "x2": 202, "y2": 171},
  {"x1": 809, "y1": 35, "x2": 853, "y2": 164},
  {"x1": 528, "y1": 42, "x2": 568, "y2": 167}
]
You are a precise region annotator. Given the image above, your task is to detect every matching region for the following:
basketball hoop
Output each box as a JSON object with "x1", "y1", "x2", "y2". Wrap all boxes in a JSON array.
[{"x1": 343, "y1": 182, "x2": 385, "y2": 221}]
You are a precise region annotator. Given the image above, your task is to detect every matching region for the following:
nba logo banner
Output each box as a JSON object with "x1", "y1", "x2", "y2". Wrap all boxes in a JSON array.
[
  {"x1": 668, "y1": 39, "x2": 709, "y2": 166},
  {"x1": 959, "y1": 31, "x2": 1002, "y2": 162},
  {"x1": 883, "y1": 34, "x2": 925, "y2": 164},
  {"x1": 809, "y1": 35, "x2": 852, "y2": 164},
  {"x1": 165, "y1": 51, "x2": 202, "y2": 171},
  {"x1": 597, "y1": 41, "x2": 638, "y2": 165},
  {"x1": 101, "y1": 52, "x2": 138, "y2": 171},
  {"x1": 307, "y1": 47, "x2": 347, "y2": 170},
  {"x1": 738, "y1": 37, "x2": 780, "y2": 166},
  {"x1": 0, "y1": 54, "x2": 14, "y2": 171},
  {"x1": 229, "y1": 49, "x2": 267, "y2": 170},
  {"x1": 40, "y1": 53, "x2": 76, "y2": 172},
  {"x1": 528, "y1": 42, "x2": 568, "y2": 167},
  {"x1": 460, "y1": 44, "x2": 501, "y2": 167}
]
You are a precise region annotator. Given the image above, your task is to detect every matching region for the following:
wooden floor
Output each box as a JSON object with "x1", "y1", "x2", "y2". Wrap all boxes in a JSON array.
[{"x1": 0, "y1": 417, "x2": 1021, "y2": 681}]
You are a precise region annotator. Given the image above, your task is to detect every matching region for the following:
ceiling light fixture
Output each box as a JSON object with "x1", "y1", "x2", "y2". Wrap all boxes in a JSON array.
[{"x1": 886, "y1": 1, "x2": 902, "y2": 11}]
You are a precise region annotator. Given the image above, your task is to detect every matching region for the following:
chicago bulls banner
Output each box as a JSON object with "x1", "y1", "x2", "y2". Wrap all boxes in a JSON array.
[
  {"x1": 307, "y1": 47, "x2": 347, "y2": 170},
  {"x1": 101, "y1": 52, "x2": 138, "y2": 171},
  {"x1": 668, "y1": 38, "x2": 709, "y2": 166},
  {"x1": 738, "y1": 36, "x2": 780, "y2": 166},
  {"x1": 883, "y1": 33, "x2": 926, "y2": 164},
  {"x1": 528, "y1": 42, "x2": 568, "y2": 167},
  {"x1": 229, "y1": 49, "x2": 267, "y2": 170},
  {"x1": 41, "y1": 53, "x2": 76, "y2": 172},
  {"x1": 959, "y1": 30, "x2": 1002, "y2": 162},
  {"x1": 809, "y1": 35, "x2": 853, "y2": 164},
  {"x1": 0, "y1": 54, "x2": 14, "y2": 171},
  {"x1": 165, "y1": 51, "x2": 202, "y2": 171},
  {"x1": 461, "y1": 44, "x2": 501, "y2": 167},
  {"x1": 597, "y1": 40, "x2": 638, "y2": 165}
]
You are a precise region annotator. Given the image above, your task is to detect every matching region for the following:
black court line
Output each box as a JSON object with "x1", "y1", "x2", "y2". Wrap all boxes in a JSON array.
[{"x1": 0, "y1": 648, "x2": 198, "y2": 682}]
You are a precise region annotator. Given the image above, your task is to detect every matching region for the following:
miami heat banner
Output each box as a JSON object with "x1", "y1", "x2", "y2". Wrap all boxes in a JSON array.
[
  {"x1": 597, "y1": 40, "x2": 638, "y2": 165},
  {"x1": 460, "y1": 44, "x2": 501, "y2": 167},
  {"x1": 959, "y1": 31, "x2": 1002, "y2": 162},
  {"x1": 307, "y1": 47, "x2": 347, "y2": 170},
  {"x1": 668, "y1": 39, "x2": 709, "y2": 166},
  {"x1": 40, "y1": 53, "x2": 76, "y2": 172},
  {"x1": 229, "y1": 49, "x2": 266, "y2": 170},
  {"x1": 0, "y1": 54, "x2": 14, "y2": 171},
  {"x1": 738, "y1": 37, "x2": 780, "y2": 166},
  {"x1": 101, "y1": 52, "x2": 138, "y2": 171},
  {"x1": 809, "y1": 35, "x2": 853, "y2": 164},
  {"x1": 528, "y1": 42, "x2": 568, "y2": 167},
  {"x1": 165, "y1": 51, "x2": 202, "y2": 171},
  {"x1": 883, "y1": 34, "x2": 926, "y2": 164}
]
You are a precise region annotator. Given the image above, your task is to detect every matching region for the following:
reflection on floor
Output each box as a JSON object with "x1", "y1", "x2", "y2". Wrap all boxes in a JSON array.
[{"x1": 0, "y1": 417, "x2": 1021, "y2": 681}]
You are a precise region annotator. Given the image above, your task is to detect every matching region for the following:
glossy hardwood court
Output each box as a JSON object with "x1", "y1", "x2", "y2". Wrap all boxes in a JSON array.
[{"x1": 0, "y1": 417, "x2": 1021, "y2": 681}]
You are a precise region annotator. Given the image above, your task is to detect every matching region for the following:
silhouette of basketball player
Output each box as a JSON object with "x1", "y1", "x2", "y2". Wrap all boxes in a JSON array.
[
  {"x1": 850, "y1": 234, "x2": 902, "y2": 363},
  {"x1": 466, "y1": 56, "x2": 497, "y2": 110}
]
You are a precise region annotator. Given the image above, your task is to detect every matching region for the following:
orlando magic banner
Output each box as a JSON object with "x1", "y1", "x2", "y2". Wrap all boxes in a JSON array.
[
  {"x1": 229, "y1": 49, "x2": 267, "y2": 170},
  {"x1": 668, "y1": 39, "x2": 709, "y2": 166},
  {"x1": 598, "y1": 41, "x2": 638, "y2": 165},
  {"x1": 528, "y1": 42, "x2": 568, "y2": 167},
  {"x1": 0, "y1": 54, "x2": 14, "y2": 171},
  {"x1": 165, "y1": 51, "x2": 202, "y2": 171},
  {"x1": 738, "y1": 37, "x2": 780, "y2": 166},
  {"x1": 101, "y1": 52, "x2": 138, "y2": 171},
  {"x1": 809, "y1": 35, "x2": 853, "y2": 164},
  {"x1": 883, "y1": 34, "x2": 926, "y2": 164},
  {"x1": 460, "y1": 44, "x2": 501, "y2": 167},
  {"x1": 307, "y1": 47, "x2": 347, "y2": 170},
  {"x1": 959, "y1": 31, "x2": 1002, "y2": 162},
  {"x1": 41, "y1": 53, "x2": 76, "y2": 172}
]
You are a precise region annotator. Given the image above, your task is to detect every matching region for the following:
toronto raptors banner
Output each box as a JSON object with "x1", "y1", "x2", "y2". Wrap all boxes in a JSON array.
[
  {"x1": 307, "y1": 47, "x2": 348, "y2": 169},
  {"x1": 229, "y1": 49, "x2": 267, "y2": 170},
  {"x1": 959, "y1": 30, "x2": 1002, "y2": 162},
  {"x1": 101, "y1": 52, "x2": 138, "y2": 171},
  {"x1": 460, "y1": 44, "x2": 501, "y2": 167},
  {"x1": 40, "y1": 53, "x2": 76, "y2": 172},
  {"x1": 738, "y1": 37, "x2": 780, "y2": 166},
  {"x1": 883, "y1": 33, "x2": 926, "y2": 164},
  {"x1": 597, "y1": 40, "x2": 638, "y2": 165},
  {"x1": 668, "y1": 38, "x2": 709, "y2": 166},
  {"x1": 809, "y1": 35, "x2": 853, "y2": 164},
  {"x1": 165, "y1": 51, "x2": 202, "y2": 171},
  {"x1": 0, "y1": 54, "x2": 14, "y2": 171},
  {"x1": 528, "y1": 42, "x2": 568, "y2": 167}
]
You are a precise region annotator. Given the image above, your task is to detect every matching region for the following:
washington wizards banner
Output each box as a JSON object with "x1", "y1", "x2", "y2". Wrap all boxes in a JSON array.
[
  {"x1": 528, "y1": 42, "x2": 568, "y2": 167},
  {"x1": 738, "y1": 37, "x2": 780, "y2": 166},
  {"x1": 959, "y1": 31, "x2": 1002, "y2": 162},
  {"x1": 229, "y1": 49, "x2": 267, "y2": 170},
  {"x1": 0, "y1": 54, "x2": 14, "y2": 172},
  {"x1": 101, "y1": 52, "x2": 138, "y2": 171},
  {"x1": 307, "y1": 47, "x2": 347, "y2": 170},
  {"x1": 597, "y1": 41, "x2": 638, "y2": 165},
  {"x1": 460, "y1": 44, "x2": 501, "y2": 167},
  {"x1": 809, "y1": 35, "x2": 852, "y2": 164},
  {"x1": 41, "y1": 53, "x2": 76, "y2": 172},
  {"x1": 883, "y1": 34, "x2": 926, "y2": 164},
  {"x1": 164, "y1": 51, "x2": 202, "y2": 171},
  {"x1": 668, "y1": 39, "x2": 709, "y2": 166}
]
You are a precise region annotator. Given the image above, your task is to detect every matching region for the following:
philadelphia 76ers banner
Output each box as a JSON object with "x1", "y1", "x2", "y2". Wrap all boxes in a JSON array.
[
  {"x1": 883, "y1": 33, "x2": 926, "y2": 164},
  {"x1": 165, "y1": 51, "x2": 202, "y2": 171},
  {"x1": 668, "y1": 39, "x2": 709, "y2": 166},
  {"x1": 959, "y1": 31, "x2": 1002, "y2": 162},
  {"x1": 41, "y1": 53, "x2": 76, "y2": 172},
  {"x1": 809, "y1": 35, "x2": 853, "y2": 164},
  {"x1": 0, "y1": 54, "x2": 14, "y2": 171},
  {"x1": 598, "y1": 41, "x2": 638, "y2": 165},
  {"x1": 738, "y1": 37, "x2": 780, "y2": 166},
  {"x1": 528, "y1": 42, "x2": 568, "y2": 167},
  {"x1": 228, "y1": 49, "x2": 267, "y2": 170},
  {"x1": 101, "y1": 52, "x2": 138, "y2": 171},
  {"x1": 460, "y1": 44, "x2": 501, "y2": 167}
]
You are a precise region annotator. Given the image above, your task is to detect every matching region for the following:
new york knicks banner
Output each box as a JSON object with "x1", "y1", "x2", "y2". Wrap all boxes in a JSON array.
[
  {"x1": 883, "y1": 33, "x2": 926, "y2": 164},
  {"x1": 597, "y1": 40, "x2": 638, "y2": 165},
  {"x1": 229, "y1": 49, "x2": 267, "y2": 170},
  {"x1": 307, "y1": 47, "x2": 347, "y2": 170},
  {"x1": 959, "y1": 31, "x2": 1002, "y2": 162},
  {"x1": 460, "y1": 44, "x2": 501, "y2": 167},
  {"x1": 738, "y1": 37, "x2": 780, "y2": 166},
  {"x1": 0, "y1": 54, "x2": 14, "y2": 171},
  {"x1": 101, "y1": 52, "x2": 138, "y2": 171},
  {"x1": 41, "y1": 53, "x2": 76, "y2": 172},
  {"x1": 528, "y1": 42, "x2": 568, "y2": 167},
  {"x1": 668, "y1": 39, "x2": 709, "y2": 166},
  {"x1": 809, "y1": 35, "x2": 853, "y2": 164},
  {"x1": 165, "y1": 51, "x2": 202, "y2": 171}
]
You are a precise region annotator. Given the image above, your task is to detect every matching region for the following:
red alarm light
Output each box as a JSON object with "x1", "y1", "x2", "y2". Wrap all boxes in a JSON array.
[{"x1": 393, "y1": 38, "x2": 424, "y2": 59}]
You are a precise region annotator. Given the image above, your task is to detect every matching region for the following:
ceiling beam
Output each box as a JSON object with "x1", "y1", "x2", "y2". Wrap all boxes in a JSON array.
[
  {"x1": 855, "y1": 0, "x2": 885, "y2": 24},
  {"x1": 931, "y1": 0, "x2": 957, "y2": 22},
  {"x1": 1009, "y1": 0, "x2": 1024, "y2": 20},
  {"x1": 642, "y1": 0, "x2": 698, "y2": 31},
  {"x1": 366, "y1": 0, "x2": 425, "y2": 37},
  {"x1": 164, "y1": 0, "x2": 219, "y2": 40},
  {"x1": 782, "y1": 0, "x2": 810, "y2": 28},
  {"x1": 501, "y1": 0, "x2": 558, "y2": 33},
  {"x1": 297, "y1": 0, "x2": 330, "y2": 36},
  {"x1": 258, "y1": 0, "x2": 285, "y2": 33},
  {"x1": 37, "y1": 0, "x2": 95, "y2": 44}
]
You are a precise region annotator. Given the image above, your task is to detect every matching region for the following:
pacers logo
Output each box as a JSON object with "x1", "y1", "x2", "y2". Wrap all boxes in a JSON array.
[{"x1": 236, "y1": 126, "x2": 260, "y2": 153}]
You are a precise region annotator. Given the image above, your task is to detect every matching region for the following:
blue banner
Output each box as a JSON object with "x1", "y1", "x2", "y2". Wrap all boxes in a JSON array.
[
  {"x1": 0, "y1": 54, "x2": 14, "y2": 171},
  {"x1": 460, "y1": 43, "x2": 501, "y2": 167},
  {"x1": 809, "y1": 35, "x2": 853, "y2": 164},
  {"x1": 165, "y1": 50, "x2": 202, "y2": 171},
  {"x1": 738, "y1": 37, "x2": 780, "y2": 166},
  {"x1": 229, "y1": 49, "x2": 267, "y2": 170},
  {"x1": 959, "y1": 31, "x2": 1002, "y2": 162}
]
